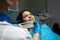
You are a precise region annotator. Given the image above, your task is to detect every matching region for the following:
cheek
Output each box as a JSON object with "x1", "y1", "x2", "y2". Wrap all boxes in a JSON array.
[
  {"x1": 23, "y1": 17, "x2": 29, "y2": 22},
  {"x1": 32, "y1": 16, "x2": 35, "y2": 20},
  {"x1": 33, "y1": 16, "x2": 35, "y2": 19}
]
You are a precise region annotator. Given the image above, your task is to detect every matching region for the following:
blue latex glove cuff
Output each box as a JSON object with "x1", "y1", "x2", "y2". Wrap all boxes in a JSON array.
[
  {"x1": 34, "y1": 21, "x2": 41, "y2": 33},
  {"x1": 30, "y1": 21, "x2": 41, "y2": 36}
]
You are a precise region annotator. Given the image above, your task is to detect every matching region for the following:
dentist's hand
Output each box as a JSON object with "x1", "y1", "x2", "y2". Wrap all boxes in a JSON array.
[{"x1": 34, "y1": 21, "x2": 41, "y2": 33}]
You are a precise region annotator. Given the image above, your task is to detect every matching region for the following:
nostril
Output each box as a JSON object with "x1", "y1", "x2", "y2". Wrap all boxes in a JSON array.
[{"x1": 29, "y1": 16, "x2": 32, "y2": 18}]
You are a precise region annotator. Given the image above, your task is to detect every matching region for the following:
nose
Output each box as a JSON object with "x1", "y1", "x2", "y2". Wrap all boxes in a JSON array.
[
  {"x1": 29, "y1": 16, "x2": 32, "y2": 18},
  {"x1": 29, "y1": 16, "x2": 33, "y2": 21}
]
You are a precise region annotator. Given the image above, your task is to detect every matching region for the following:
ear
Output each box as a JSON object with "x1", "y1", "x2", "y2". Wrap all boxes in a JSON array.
[
  {"x1": 6, "y1": 0, "x2": 13, "y2": 5},
  {"x1": 6, "y1": 0, "x2": 19, "y2": 5}
]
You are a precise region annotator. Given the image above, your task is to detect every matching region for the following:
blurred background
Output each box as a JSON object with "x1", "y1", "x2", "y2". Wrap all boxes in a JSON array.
[{"x1": 8, "y1": 0, "x2": 60, "y2": 27}]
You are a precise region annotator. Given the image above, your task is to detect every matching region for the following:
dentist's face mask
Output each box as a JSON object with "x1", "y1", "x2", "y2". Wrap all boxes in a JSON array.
[{"x1": 8, "y1": 3, "x2": 19, "y2": 14}]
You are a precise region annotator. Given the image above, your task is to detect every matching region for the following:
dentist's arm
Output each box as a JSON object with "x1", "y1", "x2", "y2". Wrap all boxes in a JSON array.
[
  {"x1": 33, "y1": 21, "x2": 41, "y2": 40},
  {"x1": 33, "y1": 33, "x2": 40, "y2": 40}
]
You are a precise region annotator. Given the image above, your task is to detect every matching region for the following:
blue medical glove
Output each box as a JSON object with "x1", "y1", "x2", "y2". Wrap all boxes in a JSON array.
[
  {"x1": 30, "y1": 21, "x2": 41, "y2": 36},
  {"x1": 30, "y1": 30, "x2": 35, "y2": 36},
  {"x1": 34, "y1": 21, "x2": 41, "y2": 33}
]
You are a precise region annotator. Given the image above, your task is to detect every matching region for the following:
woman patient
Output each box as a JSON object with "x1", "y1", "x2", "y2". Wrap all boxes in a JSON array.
[
  {"x1": 16, "y1": 9, "x2": 40, "y2": 40},
  {"x1": 16, "y1": 9, "x2": 60, "y2": 40}
]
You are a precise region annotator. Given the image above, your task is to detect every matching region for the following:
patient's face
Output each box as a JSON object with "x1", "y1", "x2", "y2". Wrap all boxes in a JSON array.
[{"x1": 22, "y1": 11, "x2": 35, "y2": 22}]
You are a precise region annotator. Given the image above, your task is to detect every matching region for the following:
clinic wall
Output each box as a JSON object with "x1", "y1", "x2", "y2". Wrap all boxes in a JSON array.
[
  {"x1": 25, "y1": 0, "x2": 47, "y2": 14},
  {"x1": 47, "y1": 0, "x2": 60, "y2": 26}
]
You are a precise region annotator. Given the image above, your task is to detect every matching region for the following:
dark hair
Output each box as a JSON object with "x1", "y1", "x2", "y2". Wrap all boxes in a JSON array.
[
  {"x1": 16, "y1": 9, "x2": 33, "y2": 23},
  {"x1": 52, "y1": 23, "x2": 60, "y2": 35},
  {"x1": 0, "y1": 0, "x2": 8, "y2": 7},
  {"x1": 0, "y1": 0, "x2": 8, "y2": 4}
]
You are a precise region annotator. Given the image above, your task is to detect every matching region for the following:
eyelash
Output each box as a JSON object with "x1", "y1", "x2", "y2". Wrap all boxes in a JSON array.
[
  {"x1": 30, "y1": 13, "x2": 32, "y2": 15},
  {"x1": 23, "y1": 14, "x2": 28, "y2": 18},
  {"x1": 23, "y1": 13, "x2": 33, "y2": 18}
]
